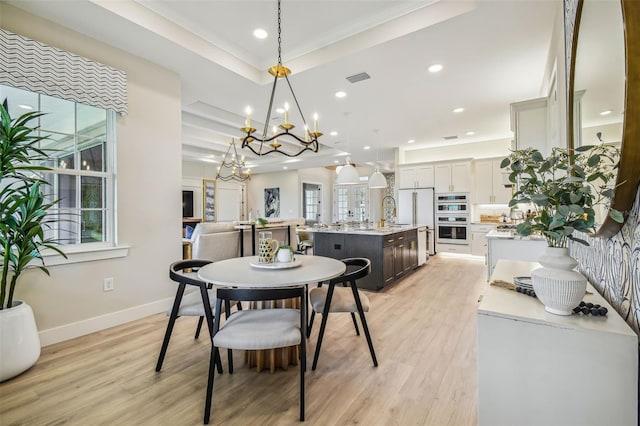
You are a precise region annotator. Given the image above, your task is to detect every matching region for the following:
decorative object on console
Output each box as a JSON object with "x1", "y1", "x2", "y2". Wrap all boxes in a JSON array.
[
  {"x1": 0, "y1": 104, "x2": 66, "y2": 381},
  {"x1": 501, "y1": 145, "x2": 622, "y2": 315},
  {"x1": 215, "y1": 139, "x2": 250, "y2": 182},
  {"x1": 240, "y1": 0, "x2": 321, "y2": 157}
]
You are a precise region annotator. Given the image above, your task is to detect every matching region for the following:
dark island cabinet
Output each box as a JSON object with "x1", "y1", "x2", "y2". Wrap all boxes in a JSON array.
[{"x1": 313, "y1": 229, "x2": 419, "y2": 291}]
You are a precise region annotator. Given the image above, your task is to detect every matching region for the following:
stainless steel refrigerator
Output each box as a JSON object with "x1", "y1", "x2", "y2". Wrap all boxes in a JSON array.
[{"x1": 398, "y1": 187, "x2": 436, "y2": 256}]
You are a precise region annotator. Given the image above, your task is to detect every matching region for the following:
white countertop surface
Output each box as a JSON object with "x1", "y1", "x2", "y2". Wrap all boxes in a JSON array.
[
  {"x1": 479, "y1": 259, "x2": 636, "y2": 337},
  {"x1": 301, "y1": 224, "x2": 427, "y2": 236},
  {"x1": 485, "y1": 229, "x2": 546, "y2": 241}
]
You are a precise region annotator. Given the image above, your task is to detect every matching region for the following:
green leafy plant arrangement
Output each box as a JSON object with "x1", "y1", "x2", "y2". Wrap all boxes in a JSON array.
[
  {"x1": 500, "y1": 144, "x2": 622, "y2": 248},
  {"x1": 256, "y1": 217, "x2": 267, "y2": 228},
  {"x1": 0, "y1": 103, "x2": 66, "y2": 310}
]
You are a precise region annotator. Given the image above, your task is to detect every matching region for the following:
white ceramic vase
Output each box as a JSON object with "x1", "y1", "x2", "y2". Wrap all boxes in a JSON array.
[
  {"x1": 531, "y1": 247, "x2": 587, "y2": 316},
  {"x1": 0, "y1": 301, "x2": 41, "y2": 382}
]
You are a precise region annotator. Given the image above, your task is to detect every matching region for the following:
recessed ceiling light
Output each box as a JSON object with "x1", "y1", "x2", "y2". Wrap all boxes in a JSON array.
[
  {"x1": 407, "y1": 139, "x2": 415, "y2": 144},
  {"x1": 465, "y1": 131, "x2": 475, "y2": 136},
  {"x1": 283, "y1": 166, "x2": 288, "y2": 170},
  {"x1": 428, "y1": 64, "x2": 443, "y2": 73},
  {"x1": 335, "y1": 91, "x2": 347, "y2": 98},
  {"x1": 18, "y1": 104, "x2": 33, "y2": 110},
  {"x1": 363, "y1": 146, "x2": 370, "y2": 150},
  {"x1": 253, "y1": 28, "x2": 268, "y2": 39},
  {"x1": 452, "y1": 107, "x2": 464, "y2": 113},
  {"x1": 334, "y1": 160, "x2": 339, "y2": 164},
  {"x1": 330, "y1": 131, "x2": 338, "y2": 136},
  {"x1": 600, "y1": 109, "x2": 613, "y2": 116}
]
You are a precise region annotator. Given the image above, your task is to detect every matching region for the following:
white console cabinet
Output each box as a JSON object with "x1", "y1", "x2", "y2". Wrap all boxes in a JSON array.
[
  {"x1": 486, "y1": 232, "x2": 547, "y2": 279},
  {"x1": 478, "y1": 260, "x2": 638, "y2": 426}
]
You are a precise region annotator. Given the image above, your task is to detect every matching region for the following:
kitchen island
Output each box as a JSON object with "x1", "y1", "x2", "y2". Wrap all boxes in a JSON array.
[{"x1": 306, "y1": 225, "x2": 425, "y2": 291}]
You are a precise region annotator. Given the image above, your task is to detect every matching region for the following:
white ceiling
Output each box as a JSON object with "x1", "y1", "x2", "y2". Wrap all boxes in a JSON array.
[{"x1": 8, "y1": 0, "x2": 561, "y2": 174}]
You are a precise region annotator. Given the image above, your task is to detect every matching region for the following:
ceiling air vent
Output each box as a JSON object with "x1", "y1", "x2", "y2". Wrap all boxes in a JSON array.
[
  {"x1": 346, "y1": 72, "x2": 371, "y2": 84},
  {"x1": 443, "y1": 135, "x2": 458, "y2": 140}
]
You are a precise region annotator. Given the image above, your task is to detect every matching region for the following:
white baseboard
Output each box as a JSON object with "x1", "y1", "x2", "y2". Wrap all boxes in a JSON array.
[{"x1": 39, "y1": 298, "x2": 172, "y2": 347}]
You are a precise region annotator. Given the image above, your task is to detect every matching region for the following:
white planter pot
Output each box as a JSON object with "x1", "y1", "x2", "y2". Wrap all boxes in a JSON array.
[
  {"x1": 0, "y1": 301, "x2": 41, "y2": 382},
  {"x1": 531, "y1": 247, "x2": 587, "y2": 316},
  {"x1": 277, "y1": 249, "x2": 293, "y2": 263}
]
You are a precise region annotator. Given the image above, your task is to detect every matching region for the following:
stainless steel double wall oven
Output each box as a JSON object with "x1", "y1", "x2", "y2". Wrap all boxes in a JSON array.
[{"x1": 436, "y1": 193, "x2": 469, "y2": 245}]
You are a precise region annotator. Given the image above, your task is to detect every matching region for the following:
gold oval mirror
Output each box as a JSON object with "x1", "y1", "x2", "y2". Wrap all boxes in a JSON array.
[{"x1": 568, "y1": 0, "x2": 640, "y2": 237}]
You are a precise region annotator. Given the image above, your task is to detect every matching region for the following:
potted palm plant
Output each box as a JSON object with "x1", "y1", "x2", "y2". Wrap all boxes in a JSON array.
[
  {"x1": 0, "y1": 102, "x2": 65, "y2": 381},
  {"x1": 500, "y1": 144, "x2": 622, "y2": 315}
]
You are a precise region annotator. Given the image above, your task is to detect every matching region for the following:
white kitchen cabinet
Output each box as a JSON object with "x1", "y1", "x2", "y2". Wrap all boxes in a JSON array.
[
  {"x1": 397, "y1": 165, "x2": 434, "y2": 189},
  {"x1": 473, "y1": 158, "x2": 512, "y2": 204},
  {"x1": 510, "y1": 97, "x2": 549, "y2": 156},
  {"x1": 434, "y1": 161, "x2": 471, "y2": 193},
  {"x1": 435, "y1": 242, "x2": 470, "y2": 255},
  {"x1": 470, "y1": 224, "x2": 495, "y2": 257},
  {"x1": 478, "y1": 260, "x2": 637, "y2": 426}
]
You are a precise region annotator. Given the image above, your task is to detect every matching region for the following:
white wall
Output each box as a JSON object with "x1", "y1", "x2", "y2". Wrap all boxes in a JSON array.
[
  {"x1": 247, "y1": 170, "x2": 300, "y2": 218},
  {"x1": 3, "y1": 4, "x2": 182, "y2": 345}
]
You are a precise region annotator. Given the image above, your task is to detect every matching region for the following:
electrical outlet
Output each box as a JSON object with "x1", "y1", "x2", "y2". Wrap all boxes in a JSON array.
[{"x1": 103, "y1": 277, "x2": 114, "y2": 292}]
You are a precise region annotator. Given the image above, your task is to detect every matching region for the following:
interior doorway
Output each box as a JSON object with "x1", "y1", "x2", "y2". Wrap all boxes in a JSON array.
[{"x1": 302, "y1": 182, "x2": 322, "y2": 226}]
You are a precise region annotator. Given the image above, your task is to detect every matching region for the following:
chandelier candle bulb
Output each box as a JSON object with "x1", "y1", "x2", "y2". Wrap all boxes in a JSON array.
[
  {"x1": 284, "y1": 102, "x2": 290, "y2": 124},
  {"x1": 245, "y1": 107, "x2": 252, "y2": 128},
  {"x1": 313, "y1": 113, "x2": 318, "y2": 133}
]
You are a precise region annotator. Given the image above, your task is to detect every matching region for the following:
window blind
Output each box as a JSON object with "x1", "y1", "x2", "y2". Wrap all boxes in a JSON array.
[{"x1": 0, "y1": 29, "x2": 127, "y2": 115}]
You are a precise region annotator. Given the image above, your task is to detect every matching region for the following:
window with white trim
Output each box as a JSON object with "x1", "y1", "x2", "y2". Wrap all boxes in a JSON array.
[{"x1": 2, "y1": 84, "x2": 116, "y2": 247}]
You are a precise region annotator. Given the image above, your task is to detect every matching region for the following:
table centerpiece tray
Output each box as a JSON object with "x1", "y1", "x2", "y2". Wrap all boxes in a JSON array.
[{"x1": 250, "y1": 259, "x2": 302, "y2": 269}]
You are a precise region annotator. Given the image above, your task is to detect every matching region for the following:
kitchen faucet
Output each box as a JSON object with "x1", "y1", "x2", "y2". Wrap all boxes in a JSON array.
[{"x1": 380, "y1": 195, "x2": 396, "y2": 227}]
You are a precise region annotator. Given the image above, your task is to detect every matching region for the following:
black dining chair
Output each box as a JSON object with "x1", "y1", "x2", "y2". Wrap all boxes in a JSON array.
[
  {"x1": 156, "y1": 259, "x2": 223, "y2": 373},
  {"x1": 204, "y1": 286, "x2": 307, "y2": 424},
  {"x1": 307, "y1": 257, "x2": 378, "y2": 370}
]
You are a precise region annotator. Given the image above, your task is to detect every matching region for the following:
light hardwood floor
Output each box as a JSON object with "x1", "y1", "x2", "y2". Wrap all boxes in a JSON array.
[{"x1": 0, "y1": 254, "x2": 487, "y2": 426}]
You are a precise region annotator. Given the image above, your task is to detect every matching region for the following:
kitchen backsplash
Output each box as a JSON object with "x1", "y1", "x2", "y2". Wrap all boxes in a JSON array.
[
  {"x1": 472, "y1": 205, "x2": 511, "y2": 223},
  {"x1": 571, "y1": 185, "x2": 640, "y2": 334}
]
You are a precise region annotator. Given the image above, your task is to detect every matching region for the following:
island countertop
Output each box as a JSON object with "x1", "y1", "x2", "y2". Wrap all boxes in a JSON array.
[
  {"x1": 485, "y1": 229, "x2": 546, "y2": 241},
  {"x1": 300, "y1": 224, "x2": 428, "y2": 236}
]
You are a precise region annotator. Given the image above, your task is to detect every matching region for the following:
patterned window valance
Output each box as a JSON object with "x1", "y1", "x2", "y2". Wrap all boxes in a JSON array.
[{"x1": 0, "y1": 29, "x2": 127, "y2": 115}]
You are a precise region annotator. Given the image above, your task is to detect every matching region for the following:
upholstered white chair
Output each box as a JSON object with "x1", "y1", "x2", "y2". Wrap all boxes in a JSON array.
[
  {"x1": 204, "y1": 286, "x2": 307, "y2": 424},
  {"x1": 308, "y1": 258, "x2": 378, "y2": 370},
  {"x1": 295, "y1": 229, "x2": 313, "y2": 254}
]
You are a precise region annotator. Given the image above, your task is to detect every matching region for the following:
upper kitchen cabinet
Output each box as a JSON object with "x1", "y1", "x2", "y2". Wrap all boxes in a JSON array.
[
  {"x1": 434, "y1": 161, "x2": 472, "y2": 193},
  {"x1": 397, "y1": 164, "x2": 434, "y2": 189},
  {"x1": 510, "y1": 97, "x2": 549, "y2": 156},
  {"x1": 473, "y1": 158, "x2": 512, "y2": 204}
]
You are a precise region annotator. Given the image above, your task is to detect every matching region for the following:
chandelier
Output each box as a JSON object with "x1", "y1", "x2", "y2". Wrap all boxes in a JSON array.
[
  {"x1": 240, "y1": 0, "x2": 322, "y2": 157},
  {"x1": 215, "y1": 139, "x2": 250, "y2": 182}
]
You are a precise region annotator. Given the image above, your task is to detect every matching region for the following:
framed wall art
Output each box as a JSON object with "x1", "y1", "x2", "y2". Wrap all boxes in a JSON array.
[
  {"x1": 264, "y1": 187, "x2": 280, "y2": 218},
  {"x1": 203, "y1": 179, "x2": 216, "y2": 222}
]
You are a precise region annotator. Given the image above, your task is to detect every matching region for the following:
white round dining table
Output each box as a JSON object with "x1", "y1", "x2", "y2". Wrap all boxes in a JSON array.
[{"x1": 197, "y1": 255, "x2": 346, "y2": 288}]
